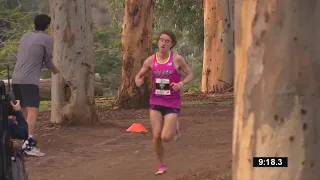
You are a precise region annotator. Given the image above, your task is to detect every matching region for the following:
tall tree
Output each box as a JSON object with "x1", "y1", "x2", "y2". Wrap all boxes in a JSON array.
[
  {"x1": 233, "y1": 0, "x2": 320, "y2": 179},
  {"x1": 116, "y1": 0, "x2": 154, "y2": 109},
  {"x1": 201, "y1": 0, "x2": 234, "y2": 93},
  {"x1": 49, "y1": 0, "x2": 97, "y2": 124}
]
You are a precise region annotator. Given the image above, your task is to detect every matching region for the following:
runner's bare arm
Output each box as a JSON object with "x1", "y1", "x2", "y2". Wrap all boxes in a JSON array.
[
  {"x1": 176, "y1": 54, "x2": 194, "y2": 86},
  {"x1": 135, "y1": 56, "x2": 153, "y2": 79}
]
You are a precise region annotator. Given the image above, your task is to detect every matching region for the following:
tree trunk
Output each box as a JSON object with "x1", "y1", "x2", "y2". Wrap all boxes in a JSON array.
[
  {"x1": 117, "y1": 0, "x2": 154, "y2": 109},
  {"x1": 49, "y1": 0, "x2": 98, "y2": 125},
  {"x1": 201, "y1": 0, "x2": 234, "y2": 93},
  {"x1": 233, "y1": 0, "x2": 320, "y2": 179}
]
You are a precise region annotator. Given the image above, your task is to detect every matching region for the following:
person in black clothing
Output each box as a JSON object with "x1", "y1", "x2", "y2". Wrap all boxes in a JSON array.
[{"x1": 8, "y1": 100, "x2": 28, "y2": 140}]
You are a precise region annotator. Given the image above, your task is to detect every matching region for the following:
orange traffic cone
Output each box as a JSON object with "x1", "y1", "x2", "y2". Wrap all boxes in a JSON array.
[{"x1": 126, "y1": 122, "x2": 148, "y2": 133}]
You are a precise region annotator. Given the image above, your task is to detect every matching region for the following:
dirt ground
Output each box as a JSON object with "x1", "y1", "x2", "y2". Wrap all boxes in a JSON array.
[{"x1": 23, "y1": 93, "x2": 233, "y2": 180}]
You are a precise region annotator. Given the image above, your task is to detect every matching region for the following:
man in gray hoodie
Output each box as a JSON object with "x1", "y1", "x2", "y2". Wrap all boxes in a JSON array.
[{"x1": 12, "y1": 14, "x2": 59, "y2": 157}]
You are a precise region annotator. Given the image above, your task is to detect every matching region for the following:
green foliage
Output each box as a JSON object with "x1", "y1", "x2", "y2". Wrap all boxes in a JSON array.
[
  {"x1": 0, "y1": 5, "x2": 34, "y2": 78},
  {"x1": 94, "y1": 27, "x2": 122, "y2": 75},
  {"x1": 154, "y1": 0, "x2": 204, "y2": 47},
  {"x1": 105, "y1": 0, "x2": 125, "y2": 28},
  {"x1": 93, "y1": 26, "x2": 122, "y2": 93},
  {"x1": 186, "y1": 86, "x2": 201, "y2": 93},
  {"x1": 105, "y1": 0, "x2": 204, "y2": 47},
  {"x1": 39, "y1": 100, "x2": 51, "y2": 112},
  {"x1": 39, "y1": 99, "x2": 117, "y2": 112}
]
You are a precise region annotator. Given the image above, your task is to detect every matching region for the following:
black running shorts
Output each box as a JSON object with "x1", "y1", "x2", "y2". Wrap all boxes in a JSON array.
[
  {"x1": 149, "y1": 104, "x2": 180, "y2": 116},
  {"x1": 12, "y1": 84, "x2": 40, "y2": 108}
]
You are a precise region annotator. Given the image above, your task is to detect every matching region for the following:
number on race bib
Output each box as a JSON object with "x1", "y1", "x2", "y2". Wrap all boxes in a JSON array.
[{"x1": 155, "y1": 78, "x2": 170, "y2": 95}]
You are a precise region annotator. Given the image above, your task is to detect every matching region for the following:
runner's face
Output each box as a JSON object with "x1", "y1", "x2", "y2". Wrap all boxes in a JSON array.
[{"x1": 158, "y1": 34, "x2": 173, "y2": 53}]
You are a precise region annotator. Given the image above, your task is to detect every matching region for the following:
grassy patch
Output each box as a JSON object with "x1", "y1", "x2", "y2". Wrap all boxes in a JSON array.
[
  {"x1": 39, "y1": 101, "x2": 51, "y2": 112},
  {"x1": 103, "y1": 93, "x2": 116, "y2": 98},
  {"x1": 185, "y1": 86, "x2": 201, "y2": 93},
  {"x1": 223, "y1": 170, "x2": 232, "y2": 180},
  {"x1": 182, "y1": 100, "x2": 233, "y2": 107},
  {"x1": 38, "y1": 98, "x2": 116, "y2": 112},
  {"x1": 95, "y1": 98, "x2": 115, "y2": 108},
  {"x1": 39, "y1": 96, "x2": 233, "y2": 112},
  {"x1": 183, "y1": 100, "x2": 211, "y2": 106}
]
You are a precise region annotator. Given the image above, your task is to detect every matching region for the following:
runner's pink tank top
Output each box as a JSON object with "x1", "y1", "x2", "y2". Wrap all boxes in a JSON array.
[{"x1": 149, "y1": 52, "x2": 182, "y2": 109}]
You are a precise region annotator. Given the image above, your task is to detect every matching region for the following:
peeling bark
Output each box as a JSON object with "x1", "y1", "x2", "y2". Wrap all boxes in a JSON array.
[
  {"x1": 117, "y1": 0, "x2": 154, "y2": 109},
  {"x1": 49, "y1": 0, "x2": 97, "y2": 125},
  {"x1": 201, "y1": 0, "x2": 234, "y2": 93},
  {"x1": 233, "y1": 0, "x2": 320, "y2": 179}
]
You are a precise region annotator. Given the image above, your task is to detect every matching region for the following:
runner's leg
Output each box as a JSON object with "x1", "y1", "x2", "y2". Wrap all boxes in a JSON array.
[
  {"x1": 161, "y1": 108, "x2": 179, "y2": 142},
  {"x1": 150, "y1": 105, "x2": 170, "y2": 175},
  {"x1": 174, "y1": 117, "x2": 181, "y2": 142},
  {"x1": 152, "y1": 108, "x2": 178, "y2": 175},
  {"x1": 149, "y1": 107, "x2": 164, "y2": 165}
]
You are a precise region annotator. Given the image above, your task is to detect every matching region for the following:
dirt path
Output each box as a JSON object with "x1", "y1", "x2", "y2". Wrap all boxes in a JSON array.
[{"x1": 23, "y1": 96, "x2": 233, "y2": 180}]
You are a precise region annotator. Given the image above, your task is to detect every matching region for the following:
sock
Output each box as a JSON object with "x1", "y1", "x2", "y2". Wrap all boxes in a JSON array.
[{"x1": 28, "y1": 135, "x2": 33, "y2": 139}]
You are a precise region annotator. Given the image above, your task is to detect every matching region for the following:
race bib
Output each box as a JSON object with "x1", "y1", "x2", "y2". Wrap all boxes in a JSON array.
[{"x1": 155, "y1": 78, "x2": 170, "y2": 95}]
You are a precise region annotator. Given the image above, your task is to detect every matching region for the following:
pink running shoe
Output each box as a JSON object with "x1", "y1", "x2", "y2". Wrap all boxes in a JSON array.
[{"x1": 155, "y1": 165, "x2": 168, "y2": 175}]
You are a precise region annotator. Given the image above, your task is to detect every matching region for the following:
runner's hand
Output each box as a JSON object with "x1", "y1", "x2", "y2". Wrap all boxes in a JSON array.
[
  {"x1": 10, "y1": 100, "x2": 21, "y2": 111},
  {"x1": 135, "y1": 76, "x2": 144, "y2": 87},
  {"x1": 170, "y1": 82, "x2": 183, "y2": 91}
]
